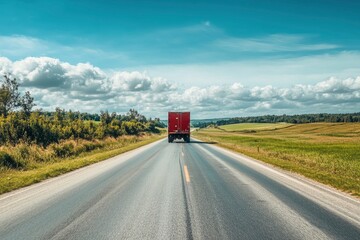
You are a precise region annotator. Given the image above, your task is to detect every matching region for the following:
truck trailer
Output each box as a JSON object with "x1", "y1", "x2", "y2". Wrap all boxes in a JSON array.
[{"x1": 168, "y1": 112, "x2": 190, "y2": 143}]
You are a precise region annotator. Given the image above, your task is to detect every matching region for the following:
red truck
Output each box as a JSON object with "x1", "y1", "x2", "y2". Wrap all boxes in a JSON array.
[{"x1": 168, "y1": 112, "x2": 190, "y2": 143}]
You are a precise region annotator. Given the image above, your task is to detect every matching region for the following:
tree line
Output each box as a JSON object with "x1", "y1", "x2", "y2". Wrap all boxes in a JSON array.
[
  {"x1": 0, "y1": 75, "x2": 165, "y2": 147},
  {"x1": 192, "y1": 113, "x2": 360, "y2": 128}
]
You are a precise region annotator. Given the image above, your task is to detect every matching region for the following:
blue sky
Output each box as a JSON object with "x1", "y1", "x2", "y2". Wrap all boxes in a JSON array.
[
  {"x1": 0, "y1": 0, "x2": 360, "y2": 118},
  {"x1": 1, "y1": 0, "x2": 360, "y2": 66}
]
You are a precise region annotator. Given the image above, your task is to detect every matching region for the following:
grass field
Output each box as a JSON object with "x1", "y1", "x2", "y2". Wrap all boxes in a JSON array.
[
  {"x1": 219, "y1": 123, "x2": 292, "y2": 131},
  {"x1": 193, "y1": 123, "x2": 360, "y2": 196}
]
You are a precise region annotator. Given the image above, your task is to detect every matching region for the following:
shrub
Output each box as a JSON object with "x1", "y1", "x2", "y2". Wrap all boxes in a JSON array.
[
  {"x1": 0, "y1": 151, "x2": 20, "y2": 169},
  {"x1": 52, "y1": 142, "x2": 75, "y2": 158}
]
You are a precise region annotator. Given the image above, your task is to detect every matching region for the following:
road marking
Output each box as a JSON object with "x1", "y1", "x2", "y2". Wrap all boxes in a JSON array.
[
  {"x1": 182, "y1": 151, "x2": 184, "y2": 157},
  {"x1": 184, "y1": 165, "x2": 190, "y2": 183}
]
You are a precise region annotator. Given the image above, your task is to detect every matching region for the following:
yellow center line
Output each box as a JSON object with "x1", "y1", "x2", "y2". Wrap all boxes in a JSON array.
[{"x1": 184, "y1": 165, "x2": 191, "y2": 183}]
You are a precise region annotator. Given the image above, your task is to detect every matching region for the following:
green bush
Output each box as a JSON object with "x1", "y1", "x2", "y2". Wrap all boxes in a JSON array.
[
  {"x1": 0, "y1": 109, "x2": 161, "y2": 146},
  {"x1": 52, "y1": 142, "x2": 75, "y2": 158},
  {"x1": 0, "y1": 151, "x2": 20, "y2": 169}
]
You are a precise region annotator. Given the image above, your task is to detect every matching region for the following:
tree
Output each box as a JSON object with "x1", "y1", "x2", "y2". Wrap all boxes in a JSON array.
[
  {"x1": 21, "y1": 91, "x2": 35, "y2": 116},
  {"x1": 54, "y1": 107, "x2": 65, "y2": 123},
  {"x1": 0, "y1": 75, "x2": 21, "y2": 117},
  {"x1": 100, "y1": 110, "x2": 114, "y2": 125}
]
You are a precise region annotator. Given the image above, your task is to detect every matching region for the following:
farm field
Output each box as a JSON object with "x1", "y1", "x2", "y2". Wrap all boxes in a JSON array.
[
  {"x1": 219, "y1": 123, "x2": 292, "y2": 131},
  {"x1": 192, "y1": 122, "x2": 360, "y2": 196}
]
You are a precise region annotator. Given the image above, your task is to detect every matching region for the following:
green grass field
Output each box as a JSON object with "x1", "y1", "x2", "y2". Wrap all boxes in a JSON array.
[
  {"x1": 219, "y1": 123, "x2": 292, "y2": 131},
  {"x1": 193, "y1": 123, "x2": 360, "y2": 196}
]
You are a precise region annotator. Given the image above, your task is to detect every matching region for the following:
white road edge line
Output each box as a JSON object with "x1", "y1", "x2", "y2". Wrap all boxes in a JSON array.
[{"x1": 0, "y1": 138, "x2": 166, "y2": 201}]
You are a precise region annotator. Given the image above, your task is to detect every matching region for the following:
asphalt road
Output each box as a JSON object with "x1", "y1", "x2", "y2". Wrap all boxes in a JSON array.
[{"x1": 0, "y1": 138, "x2": 359, "y2": 239}]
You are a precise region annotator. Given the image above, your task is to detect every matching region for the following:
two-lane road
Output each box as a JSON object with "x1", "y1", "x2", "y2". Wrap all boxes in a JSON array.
[{"x1": 1, "y1": 138, "x2": 359, "y2": 239}]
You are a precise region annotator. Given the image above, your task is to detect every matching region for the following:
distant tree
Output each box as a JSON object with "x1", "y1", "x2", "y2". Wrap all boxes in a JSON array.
[
  {"x1": 20, "y1": 91, "x2": 35, "y2": 116},
  {"x1": 66, "y1": 110, "x2": 76, "y2": 121},
  {"x1": 0, "y1": 75, "x2": 21, "y2": 117},
  {"x1": 126, "y1": 109, "x2": 146, "y2": 122},
  {"x1": 100, "y1": 110, "x2": 112, "y2": 125},
  {"x1": 54, "y1": 107, "x2": 65, "y2": 123},
  {"x1": 193, "y1": 112, "x2": 360, "y2": 128}
]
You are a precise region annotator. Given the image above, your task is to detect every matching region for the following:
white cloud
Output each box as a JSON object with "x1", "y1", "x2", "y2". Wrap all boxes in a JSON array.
[
  {"x1": 0, "y1": 57, "x2": 12, "y2": 74},
  {"x1": 0, "y1": 57, "x2": 359, "y2": 119},
  {"x1": 142, "y1": 51, "x2": 360, "y2": 88},
  {"x1": 0, "y1": 35, "x2": 128, "y2": 66},
  {"x1": 111, "y1": 71, "x2": 152, "y2": 91},
  {"x1": 13, "y1": 57, "x2": 68, "y2": 88},
  {"x1": 0, "y1": 35, "x2": 48, "y2": 58},
  {"x1": 111, "y1": 71, "x2": 177, "y2": 92},
  {"x1": 214, "y1": 34, "x2": 339, "y2": 52}
]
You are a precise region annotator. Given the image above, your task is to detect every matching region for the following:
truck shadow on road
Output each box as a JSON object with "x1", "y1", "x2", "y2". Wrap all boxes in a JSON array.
[{"x1": 174, "y1": 140, "x2": 217, "y2": 144}]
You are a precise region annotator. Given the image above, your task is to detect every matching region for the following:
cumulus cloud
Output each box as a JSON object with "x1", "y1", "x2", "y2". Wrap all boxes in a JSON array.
[
  {"x1": 110, "y1": 71, "x2": 177, "y2": 93},
  {"x1": 162, "y1": 77, "x2": 360, "y2": 117},
  {"x1": 13, "y1": 57, "x2": 68, "y2": 88},
  {"x1": 0, "y1": 57, "x2": 359, "y2": 118},
  {"x1": 112, "y1": 71, "x2": 151, "y2": 91}
]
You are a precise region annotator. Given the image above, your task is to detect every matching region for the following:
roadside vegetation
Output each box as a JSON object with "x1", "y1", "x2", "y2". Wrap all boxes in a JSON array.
[
  {"x1": 0, "y1": 74, "x2": 166, "y2": 194},
  {"x1": 0, "y1": 134, "x2": 165, "y2": 194},
  {"x1": 193, "y1": 123, "x2": 360, "y2": 196}
]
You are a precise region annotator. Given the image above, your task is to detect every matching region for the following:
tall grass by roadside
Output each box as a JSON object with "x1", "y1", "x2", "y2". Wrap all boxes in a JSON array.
[
  {"x1": 1, "y1": 138, "x2": 128, "y2": 170},
  {"x1": 0, "y1": 133, "x2": 165, "y2": 194},
  {"x1": 193, "y1": 123, "x2": 360, "y2": 197}
]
